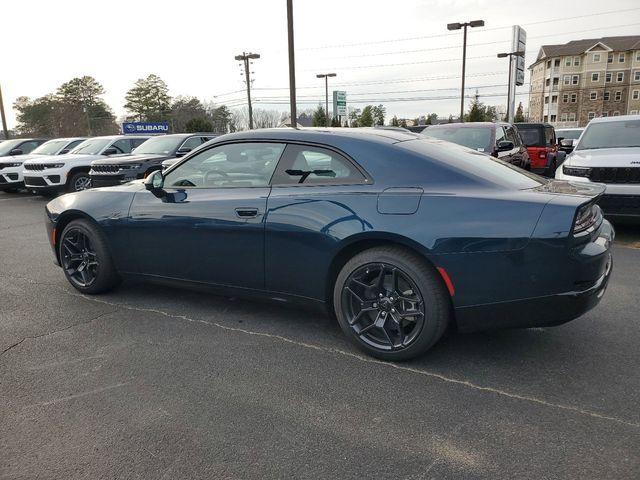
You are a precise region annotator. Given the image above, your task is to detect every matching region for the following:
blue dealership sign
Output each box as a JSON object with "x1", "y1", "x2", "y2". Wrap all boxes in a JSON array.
[{"x1": 122, "y1": 122, "x2": 169, "y2": 134}]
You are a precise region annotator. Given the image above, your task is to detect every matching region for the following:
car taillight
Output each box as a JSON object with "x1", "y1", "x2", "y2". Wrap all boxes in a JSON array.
[{"x1": 573, "y1": 203, "x2": 602, "y2": 236}]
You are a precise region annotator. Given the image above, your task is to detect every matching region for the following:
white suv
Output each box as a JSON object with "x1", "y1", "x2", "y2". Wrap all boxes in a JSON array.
[
  {"x1": 555, "y1": 115, "x2": 640, "y2": 218},
  {"x1": 23, "y1": 135, "x2": 150, "y2": 194},
  {"x1": 0, "y1": 137, "x2": 86, "y2": 192}
]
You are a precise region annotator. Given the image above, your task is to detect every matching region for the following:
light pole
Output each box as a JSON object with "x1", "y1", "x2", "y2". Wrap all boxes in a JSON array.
[
  {"x1": 447, "y1": 19, "x2": 484, "y2": 122},
  {"x1": 287, "y1": 0, "x2": 297, "y2": 127},
  {"x1": 0, "y1": 84, "x2": 9, "y2": 139},
  {"x1": 316, "y1": 73, "x2": 336, "y2": 127},
  {"x1": 235, "y1": 52, "x2": 260, "y2": 129},
  {"x1": 497, "y1": 50, "x2": 525, "y2": 123}
]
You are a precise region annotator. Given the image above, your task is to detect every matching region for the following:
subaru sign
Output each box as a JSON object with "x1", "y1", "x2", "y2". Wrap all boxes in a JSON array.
[{"x1": 122, "y1": 122, "x2": 169, "y2": 134}]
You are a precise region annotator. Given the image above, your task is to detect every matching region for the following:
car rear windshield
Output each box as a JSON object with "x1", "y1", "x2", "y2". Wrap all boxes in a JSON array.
[
  {"x1": 422, "y1": 126, "x2": 493, "y2": 153},
  {"x1": 70, "y1": 138, "x2": 111, "y2": 155},
  {"x1": 401, "y1": 138, "x2": 544, "y2": 190},
  {"x1": 31, "y1": 139, "x2": 69, "y2": 155},
  {"x1": 576, "y1": 120, "x2": 640, "y2": 150},
  {"x1": 516, "y1": 126, "x2": 544, "y2": 147},
  {"x1": 133, "y1": 136, "x2": 184, "y2": 155},
  {"x1": 556, "y1": 129, "x2": 583, "y2": 140}
]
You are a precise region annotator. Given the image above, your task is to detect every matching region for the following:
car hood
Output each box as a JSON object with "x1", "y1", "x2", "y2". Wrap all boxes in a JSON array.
[
  {"x1": 91, "y1": 153, "x2": 169, "y2": 165},
  {"x1": 22, "y1": 153, "x2": 100, "y2": 164},
  {"x1": 0, "y1": 153, "x2": 41, "y2": 164},
  {"x1": 532, "y1": 179, "x2": 606, "y2": 197},
  {"x1": 564, "y1": 147, "x2": 640, "y2": 167}
]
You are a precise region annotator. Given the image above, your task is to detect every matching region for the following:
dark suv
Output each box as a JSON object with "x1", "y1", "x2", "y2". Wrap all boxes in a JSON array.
[
  {"x1": 514, "y1": 123, "x2": 565, "y2": 177},
  {"x1": 89, "y1": 133, "x2": 217, "y2": 187},
  {"x1": 421, "y1": 122, "x2": 530, "y2": 169}
]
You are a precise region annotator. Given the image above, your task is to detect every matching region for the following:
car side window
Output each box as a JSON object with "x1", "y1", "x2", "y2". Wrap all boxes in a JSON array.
[
  {"x1": 495, "y1": 127, "x2": 506, "y2": 145},
  {"x1": 19, "y1": 141, "x2": 39, "y2": 153},
  {"x1": 272, "y1": 145, "x2": 367, "y2": 185},
  {"x1": 131, "y1": 138, "x2": 148, "y2": 149},
  {"x1": 545, "y1": 127, "x2": 555, "y2": 147},
  {"x1": 163, "y1": 142, "x2": 285, "y2": 189},
  {"x1": 111, "y1": 139, "x2": 133, "y2": 154},
  {"x1": 65, "y1": 140, "x2": 85, "y2": 151},
  {"x1": 505, "y1": 127, "x2": 518, "y2": 145},
  {"x1": 180, "y1": 137, "x2": 204, "y2": 151}
]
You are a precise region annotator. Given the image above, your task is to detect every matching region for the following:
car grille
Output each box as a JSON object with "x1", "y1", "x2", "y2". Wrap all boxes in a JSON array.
[
  {"x1": 24, "y1": 176, "x2": 47, "y2": 186},
  {"x1": 24, "y1": 163, "x2": 46, "y2": 171},
  {"x1": 597, "y1": 194, "x2": 640, "y2": 216},
  {"x1": 588, "y1": 167, "x2": 640, "y2": 184},
  {"x1": 91, "y1": 177, "x2": 123, "y2": 188},
  {"x1": 91, "y1": 164, "x2": 122, "y2": 174}
]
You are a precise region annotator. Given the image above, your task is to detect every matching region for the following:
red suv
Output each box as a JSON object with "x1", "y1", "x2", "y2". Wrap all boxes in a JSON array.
[{"x1": 514, "y1": 123, "x2": 565, "y2": 177}]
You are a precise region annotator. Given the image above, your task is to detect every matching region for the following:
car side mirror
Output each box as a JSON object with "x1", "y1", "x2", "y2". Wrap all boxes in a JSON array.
[
  {"x1": 175, "y1": 147, "x2": 191, "y2": 157},
  {"x1": 497, "y1": 140, "x2": 514, "y2": 152},
  {"x1": 144, "y1": 170, "x2": 165, "y2": 197},
  {"x1": 557, "y1": 137, "x2": 565, "y2": 143},
  {"x1": 103, "y1": 147, "x2": 118, "y2": 155},
  {"x1": 9, "y1": 148, "x2": 23, "y2": 156}
]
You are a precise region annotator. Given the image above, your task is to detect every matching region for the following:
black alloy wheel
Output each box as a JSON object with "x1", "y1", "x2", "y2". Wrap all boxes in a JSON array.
[
  {"x1": 60, "y1": 228, "x2": 99, "y2": 288},
  {"x1": 342, "y1": 263, "x2": 425, "y2": 351}
]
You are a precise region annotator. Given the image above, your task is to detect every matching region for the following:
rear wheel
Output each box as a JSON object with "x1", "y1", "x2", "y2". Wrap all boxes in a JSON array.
[
  {"x1": 59, "y1": 219, "x2": 120, "y2": 294},
  {"x1": 333, "y1": 246, "x2": 451, "y2": 361},
  {"x1": 68, "y1": 172, "x2": 92, "y2": 192}
]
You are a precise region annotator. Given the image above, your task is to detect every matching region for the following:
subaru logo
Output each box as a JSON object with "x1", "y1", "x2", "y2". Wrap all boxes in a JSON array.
[{"x1": 124, "y1": 123, "x2": 137, "y2": 133}]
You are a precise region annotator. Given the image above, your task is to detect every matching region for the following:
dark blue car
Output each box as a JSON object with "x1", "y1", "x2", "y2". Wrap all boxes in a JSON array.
[{"x1": 44, "y1": 128, "x2": 614, "y2": 360}]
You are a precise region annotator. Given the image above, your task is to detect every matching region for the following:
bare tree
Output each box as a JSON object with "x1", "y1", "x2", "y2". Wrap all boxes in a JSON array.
[{"x1": 253, "y1": 109, "x2": 281, "y2": 129}]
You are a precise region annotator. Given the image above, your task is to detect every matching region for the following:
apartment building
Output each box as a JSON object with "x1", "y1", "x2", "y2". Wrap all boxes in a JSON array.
[{"x1": 528, "y1": 36, "x2": 640, "y2": 127}]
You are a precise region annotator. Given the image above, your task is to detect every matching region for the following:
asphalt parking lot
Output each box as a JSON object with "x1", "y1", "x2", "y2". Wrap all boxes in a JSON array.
[{"x1": 1, "y1": 191, "x2": 639, "y2": 479}]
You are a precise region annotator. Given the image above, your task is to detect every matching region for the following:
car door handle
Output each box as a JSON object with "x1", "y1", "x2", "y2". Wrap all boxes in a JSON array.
[{"x1": 235, "y1": 207, "x2": 259, "y2": 218}]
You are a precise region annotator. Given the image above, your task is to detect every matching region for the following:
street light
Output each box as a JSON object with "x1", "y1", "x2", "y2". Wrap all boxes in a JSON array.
[
  {"x1": 447, "y1": 19, "x2": 485, "y2": 122},
  {"x1": 497, "y1": 50, "x2": 525, "y2": 122},
  {"x1": 316, "y1": 73, "x2": 336, "y2": 127},
  {"x1": 235, "y1": 52, "x2": 260, "y2": 129}
]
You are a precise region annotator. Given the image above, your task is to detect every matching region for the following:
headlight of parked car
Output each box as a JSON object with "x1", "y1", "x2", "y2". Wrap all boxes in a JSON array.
[
  {"x1": 45, "y1": 163, "x2": 65, "y2": 169},
  {"x1": 563, "y1": 165, "x2": 590, "y2": 177},
  {"x1": 4, "y1": 162, "x2": 23, "y2": 167},
  {"x1": 122, "y1": 164, "x2": 142, "y2": 170}
]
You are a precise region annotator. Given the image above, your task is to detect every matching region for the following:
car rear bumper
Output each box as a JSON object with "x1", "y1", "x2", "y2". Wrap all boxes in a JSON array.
[{"x1": 454, "y1": 220, "x2": 614, "y2": 332}]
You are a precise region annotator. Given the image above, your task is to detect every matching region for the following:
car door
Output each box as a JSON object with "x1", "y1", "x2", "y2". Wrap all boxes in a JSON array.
[
  {"x1": 127, "y1": 141, "x2": 286, "y2": 289},
  {"x1": 505, "y1": 126, "x2": 525, "y2": 167},
  {"x1": 265, "y1": 143, "x2": 373, "y2": 300}
]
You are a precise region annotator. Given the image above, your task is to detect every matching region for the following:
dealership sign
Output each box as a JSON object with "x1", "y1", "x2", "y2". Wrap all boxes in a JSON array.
[
  {"x1": 122, "y1": 122, "x2": 169, "y2": 134},
  {"x1": 333, "y1": 91, "x2": 347, "y2": 117}
]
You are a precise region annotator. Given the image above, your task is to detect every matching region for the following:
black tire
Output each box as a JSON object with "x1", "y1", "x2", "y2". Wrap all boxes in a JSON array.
[
  {"x1": 59, "y1": 219, "x2": 120, "y2": 294},
  {"x1": 68, "y1": 171, "x2": 92, "y2": 192},
  {"x1": 333, "y1": 246, "x2": 451, "y2": 361},
  {"x1": 547, "y1": 159, "x2": 557, "y2": 178}
]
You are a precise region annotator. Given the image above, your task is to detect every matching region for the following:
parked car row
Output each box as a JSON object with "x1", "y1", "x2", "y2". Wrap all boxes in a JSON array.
[{"x1": 0, "y1": 133, "x2": 217, "y2": 194}]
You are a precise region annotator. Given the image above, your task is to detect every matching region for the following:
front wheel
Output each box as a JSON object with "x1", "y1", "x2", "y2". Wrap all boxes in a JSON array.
[
  {"x1": 68, "y1": 172, "x2": 92, "y2": 192},
  {"x1": 59, "y1": 219, "x2": 121, "y2": 294},
  {"x1": 333, "y1": 246, "x2": 451, "y2": 361}
]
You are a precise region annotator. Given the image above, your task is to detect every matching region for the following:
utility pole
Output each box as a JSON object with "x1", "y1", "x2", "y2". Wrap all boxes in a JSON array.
[
  {"x1": 287, "y1": 0, "x2": 297, "y2": 127},
  {"x1": 447, "y1": 19, "x2": 485, "y2": 122},
  {"x1": 316, "y1": 73, "x2": 336, "y2": 127},
  {"x1": 0, "y1": 84, "x2": 9, "y2": 139},
  {"x1": 235, "y1": 52, "x2": 260, "y2": 129},
  {"x1": 497, "y1": 50, "x2": 525, "y2": 122}
]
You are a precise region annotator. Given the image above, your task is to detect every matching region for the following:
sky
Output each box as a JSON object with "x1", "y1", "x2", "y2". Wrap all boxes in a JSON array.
[{"x1": 2, "y1": 0, "x2": 640, "y2": 129}]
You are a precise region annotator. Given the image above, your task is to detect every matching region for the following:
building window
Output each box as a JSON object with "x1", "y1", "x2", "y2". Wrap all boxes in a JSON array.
[
  {"x1": 543, "y1": 115, "x2": 548, "y2": 122},
  {"x1": 608, "y1": 53, "x2": 614, "y2": 63},
  {"x1": 544, "y1": 96, "x2": 549, "y2": 104},
  {"x1": 619, "y1": 53, "x2": 625, "y2": 63},
  {"x1": 634, "y1": 71, "x2": 640, "y2": 82},
  {"x1": 545, "y1": 78, "x2": 550, "y2": 87},
  {"x1": 637, "y1": 52, "x2": 640, "y2": 62},
  {"x1": 602, "y1": 111, "x2": 609, "y2": 117},
  {"x1": 613, "y1": 111, "x2": 620, "y2": 116},
  {"x1": 572, "y1": 75, "x2": 579, "y2": 85},
  {"x1": 553, "y1": 77, "x2": 559, "y2": 86},
  {"x1": 569, "y1": 113, "x2": 576, "y2": 121},
  {"x1": 574, "y1": 56, "x2": 580, "y2": 66},
  {"x1": 591, "y1": 72, "x2": 599, "y2": 82},
  {"x1": 630, "y1": 110, "x2": 638, "y2": 115},
  {"x1": 633, "y1": 90, "x2": 640, "y2": 100},
  {"x1": 561, "y1": 113, "x2": 568, "y2": 121},
  {"x1": 554, "y1": 59, "x2": 560, "y2": 67},
  {"x1": 547, "y1": 60, "x2": 551, "y2": 68},
  {"x1": 562, "y1": 94, "x2": 569, "y2": 103},
  {"x1": 571, "y1": 93, "x2": 577, "y2": 103},
  {"x1": 552, "y1": 95, "x2": 558, "y2": 103},
  {"x1": 593, "y1": 53, "x2": 601, "y2": 62},
  {"x1": 604, "y1": 91, "x2": 610, "y2": 101},
  {"x1": 617, "y1": 72, "x2": 624, "y2": 82},
  {"x1": 615, "y1": 91, "x2": 622, "y2": 101},
  {"x1": 550, "y1": 114, "x2": 557, "y2": 122},
  {"x1": 563, "y1": 75, "x2": 571, "y2": 85},
  {"x1": 590, "y1": 92, "x2": 598, "y2": 100},
  {"x1": 588, "y1": 112, "x2": 596, "y2": 120},
  {"x1": 606, "y1": 72, "x2": 612, "y2": 83},
  {"x1": 565, "y1": 57, "x2": 572, "y2": 67}
]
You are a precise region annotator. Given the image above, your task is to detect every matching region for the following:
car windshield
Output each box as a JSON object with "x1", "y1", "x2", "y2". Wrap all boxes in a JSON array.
[
  {"x1": 556, "y1": 129, "x2": 583, "y2": 140},
  {"x1": 517, "y1": 127, "x2": 544, "y2": 147},
  {"x1": 0, "y1": 139, "x2": 24, "y2": 156},
  {"x1": 402, "y1": 138, "x2": 544, "y2": 190},
  {"x1": 133, "y1": 136, "x2": 183, "y2": 155},
  {"x1": 70, "y1": 138, "x2": 111, "y2": 155},
  {"x1": 423, "y1": 126, "x2": 492, "y2": 153},
  {"x1": 576, "y1": 120, "x2": 640, "y2": 150},
  {"x1": 30, "y1": 139, "x2": 69, "y2": 155}
]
